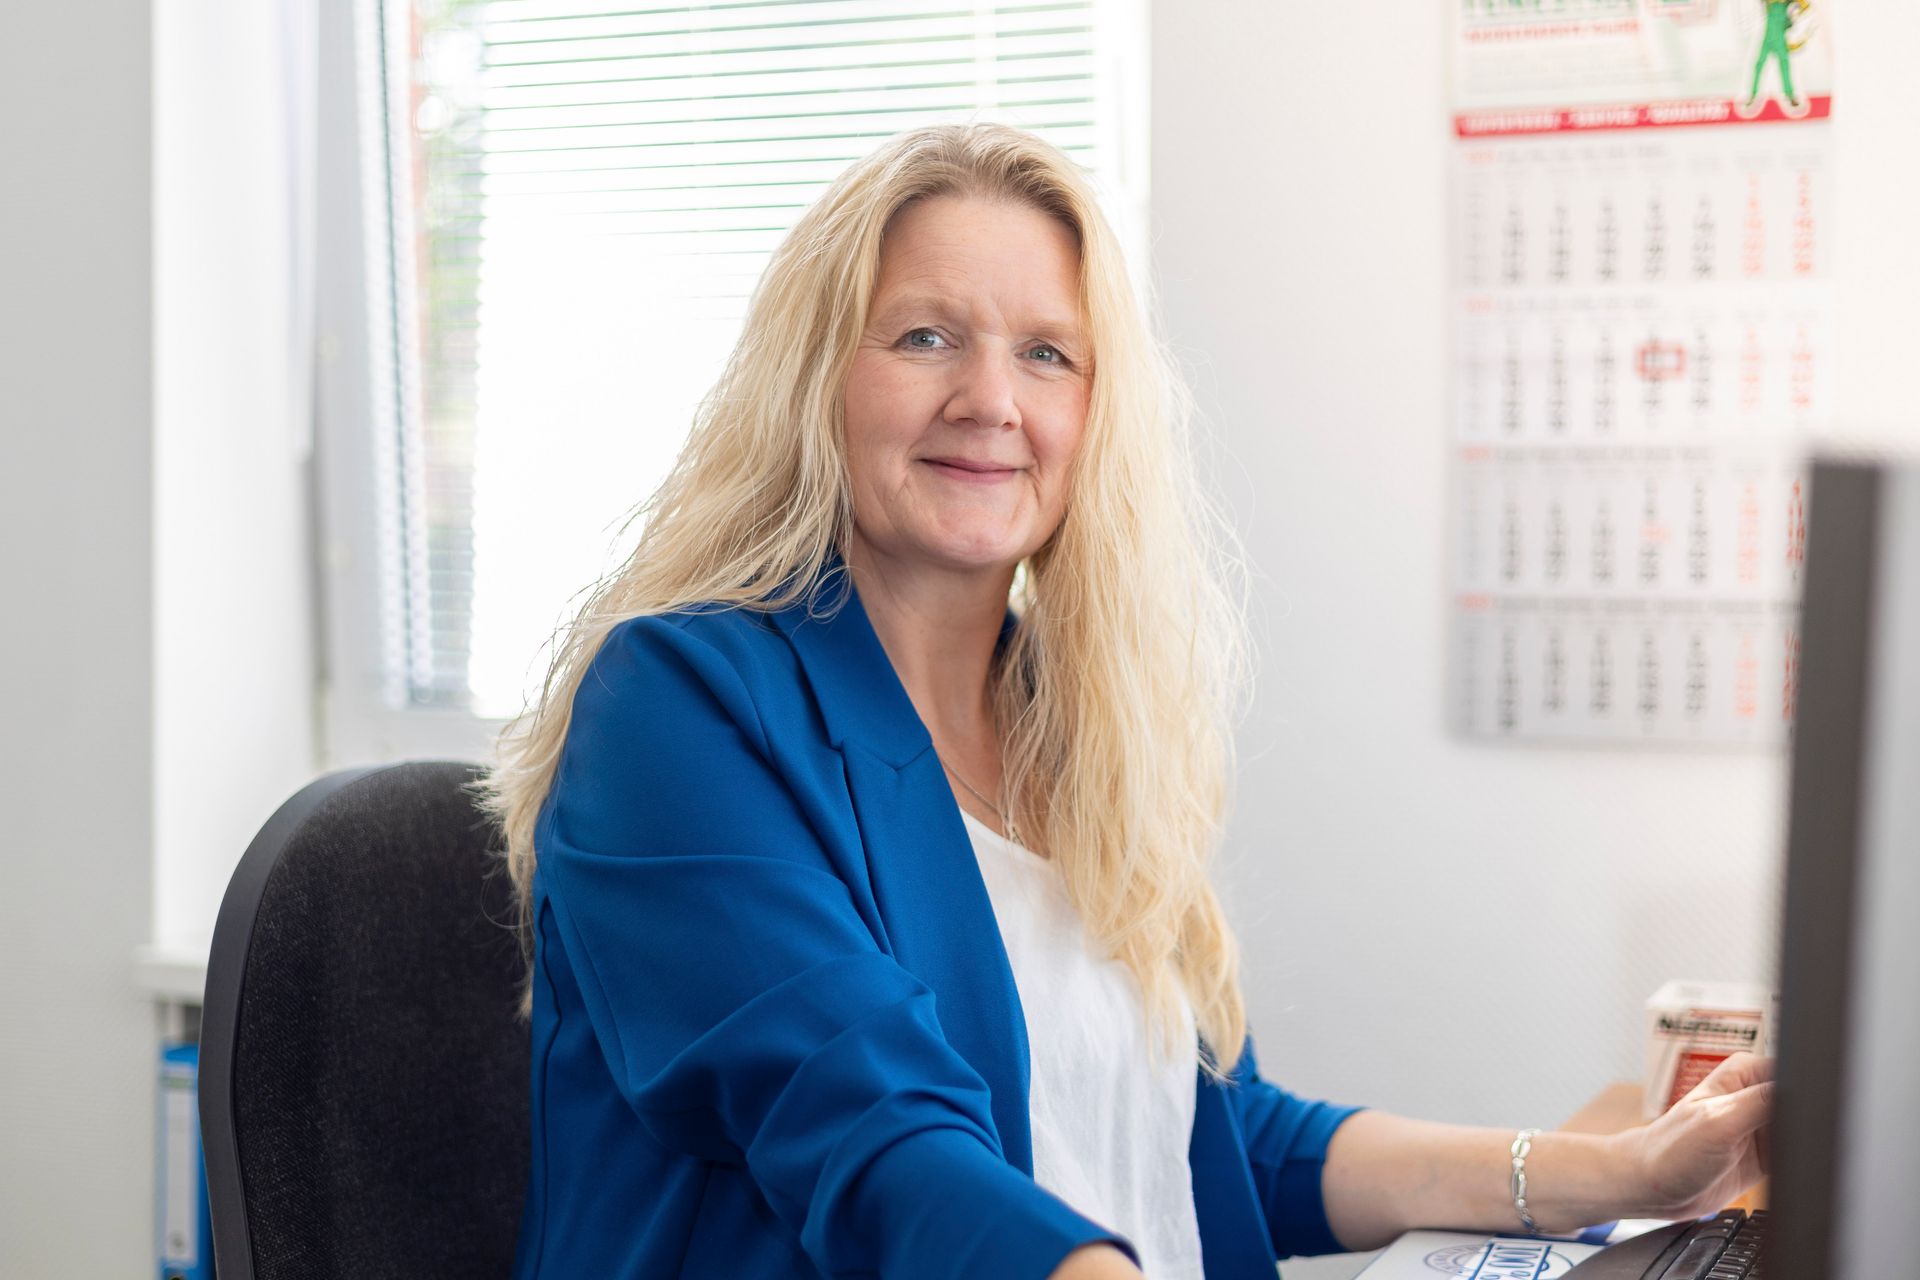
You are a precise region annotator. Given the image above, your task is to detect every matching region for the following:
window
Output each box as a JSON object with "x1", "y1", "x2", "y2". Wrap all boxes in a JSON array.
[{"x1": 315, "y1": 0, "x2": 1147, "y2": 763}]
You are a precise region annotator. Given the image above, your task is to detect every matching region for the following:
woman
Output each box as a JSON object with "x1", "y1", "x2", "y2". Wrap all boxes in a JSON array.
[{"x1": 484, "y1": 124, "x2": 1771, "y2": 1280}]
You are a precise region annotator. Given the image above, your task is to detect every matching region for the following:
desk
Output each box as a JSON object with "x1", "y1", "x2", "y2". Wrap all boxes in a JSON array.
[{"x1": 1563, "y1": 1082, "x2": 1645, "y2": 1136}]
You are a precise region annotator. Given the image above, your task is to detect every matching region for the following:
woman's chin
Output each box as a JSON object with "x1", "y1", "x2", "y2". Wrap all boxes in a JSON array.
[
  {"x1": 854, "y1": 514, "x2": 1053, "y2": 578},
  {"x1": 927, "y1": 543, "x2": 1027, "y2": 575},
  {"x1": 902, "y1": 531, "x2": 1037, "y2": 577}
]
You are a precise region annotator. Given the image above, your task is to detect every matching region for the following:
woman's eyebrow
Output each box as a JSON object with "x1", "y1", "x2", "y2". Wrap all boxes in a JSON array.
[{"x1": 870, "y1": 293, "x2": 962, "y2": 327}]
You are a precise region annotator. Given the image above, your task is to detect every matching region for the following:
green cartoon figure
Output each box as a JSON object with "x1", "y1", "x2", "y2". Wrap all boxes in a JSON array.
[{"x1": 1747, "y1": 0, "x2": 1809, "y2": 109}]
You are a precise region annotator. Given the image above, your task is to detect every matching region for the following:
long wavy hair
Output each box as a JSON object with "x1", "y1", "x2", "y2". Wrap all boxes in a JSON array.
[{"x1": 481, "y1": 122, "x2": 1253, "y2": 1079}]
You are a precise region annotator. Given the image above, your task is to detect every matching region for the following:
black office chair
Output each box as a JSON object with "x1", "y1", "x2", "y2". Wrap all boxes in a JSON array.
[{"x1": 199, "y1": 762, "x2": 530, "y2": 1279}]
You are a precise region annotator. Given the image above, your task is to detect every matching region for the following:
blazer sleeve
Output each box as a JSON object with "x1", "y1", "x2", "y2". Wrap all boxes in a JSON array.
[
  {"x1": 534, "y1": 614, "x2": 1134, "y2": 1280},
  {"x1": 1225, "y1": 1036, "x2": 1365, "y2": 1259}
]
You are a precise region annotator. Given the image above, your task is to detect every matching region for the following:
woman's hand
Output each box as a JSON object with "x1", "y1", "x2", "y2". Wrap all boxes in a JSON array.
[
  {"x1": 1619, "y1": 1052, "x2": 1774, "y2": 1220},
  {"x1": 1046, "y1": 1243, "x2": 1146, "y2": 1280}
]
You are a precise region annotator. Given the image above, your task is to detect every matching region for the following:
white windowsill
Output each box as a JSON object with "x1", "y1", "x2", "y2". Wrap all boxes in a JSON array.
[{"x1": 134, "y1": 942, "x2": 211, "y2": 1006}]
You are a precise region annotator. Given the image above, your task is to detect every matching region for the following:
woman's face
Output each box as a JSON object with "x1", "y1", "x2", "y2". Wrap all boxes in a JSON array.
[{"x1": 841, "y1": 194, "x2": 1089, "y2": 580}]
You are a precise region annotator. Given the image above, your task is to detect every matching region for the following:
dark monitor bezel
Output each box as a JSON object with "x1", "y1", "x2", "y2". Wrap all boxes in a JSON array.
[{"x1": 1769, "y1": 459, "x2": 1882, "y2": 1276}]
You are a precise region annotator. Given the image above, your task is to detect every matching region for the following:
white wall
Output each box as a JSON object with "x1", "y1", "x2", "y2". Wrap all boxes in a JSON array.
[
  {"x1": 0, "y1": 5, "x2": 159, "y2": 1275},
  {"x1": 1832, "y1": 11, "x2": 1920, "y2": 450},
  {"x1": 0, "y1": 2, "x2": 318, "y2": 1272},
  {"x1": 1149, "y1": 4, "x2": 1920, "y2": 1276},
  {"x1": 152, "y1": 0, "x2": 318, "y2": 955}
]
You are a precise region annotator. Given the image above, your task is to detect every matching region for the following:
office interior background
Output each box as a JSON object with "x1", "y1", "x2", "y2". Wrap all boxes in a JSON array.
[{"x1": 3, "y1": 2, "x2": 1916, "y2": 1275}]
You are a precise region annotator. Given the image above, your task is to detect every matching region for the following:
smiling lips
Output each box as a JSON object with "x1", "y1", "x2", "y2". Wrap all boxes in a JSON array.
[{"x1": 923, "y1": 456, "x2": 1023, "y2": 482}]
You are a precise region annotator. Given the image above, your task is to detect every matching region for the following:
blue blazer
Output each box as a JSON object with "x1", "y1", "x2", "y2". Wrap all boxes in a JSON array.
[{"x1": 512, "y1": 578, "x2": 1361, "y2": 1280}]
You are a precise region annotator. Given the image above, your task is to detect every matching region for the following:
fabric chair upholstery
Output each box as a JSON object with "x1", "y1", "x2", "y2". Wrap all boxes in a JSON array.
[{"x1": 199, "y1": 762, "x2": 530, "y2": 1280}]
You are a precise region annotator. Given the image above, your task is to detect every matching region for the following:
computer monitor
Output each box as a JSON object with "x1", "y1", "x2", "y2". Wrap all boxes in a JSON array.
[{"x1": 1770, "y1": 458, "x2": 1920, "y2": 1278}]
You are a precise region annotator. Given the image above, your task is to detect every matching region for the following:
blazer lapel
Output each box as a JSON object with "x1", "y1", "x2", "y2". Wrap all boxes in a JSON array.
[
  {"x1": 769, "y1": 575, "x2": 1037, "y2": 1173},
  {"x1": 1190, "y1": 1070, "x2": 1283, "y2": 1277}
]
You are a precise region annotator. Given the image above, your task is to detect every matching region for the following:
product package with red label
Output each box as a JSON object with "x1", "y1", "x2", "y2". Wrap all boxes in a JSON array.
[{"x1": 1643, "y1": 979, "x2": 1776, "y2": 1119}]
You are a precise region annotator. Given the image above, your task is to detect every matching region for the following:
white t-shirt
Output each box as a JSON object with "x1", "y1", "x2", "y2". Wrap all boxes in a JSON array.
[{"x1": 960, "y1": 810, "x2": 1207, "y2": 1280}]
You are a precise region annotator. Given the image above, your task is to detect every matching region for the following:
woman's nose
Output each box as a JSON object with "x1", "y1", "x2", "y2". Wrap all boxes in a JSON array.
[{"x1": 942, "y1": 344, "x2": 1021, "y2": 431}]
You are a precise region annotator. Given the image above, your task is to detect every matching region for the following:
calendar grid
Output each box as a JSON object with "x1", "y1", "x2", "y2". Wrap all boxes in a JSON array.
[{"x1": 1447, "y1": 1, "x2": 1834, "y2": 745}]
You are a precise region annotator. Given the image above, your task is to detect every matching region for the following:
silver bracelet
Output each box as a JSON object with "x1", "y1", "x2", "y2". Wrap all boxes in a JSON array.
[{"x1": 1509, "y1": 1128, "x2": 1542, "y2": 1233}]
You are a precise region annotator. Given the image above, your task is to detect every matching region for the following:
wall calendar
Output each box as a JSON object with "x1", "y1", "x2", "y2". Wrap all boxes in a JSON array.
[{"x1": 1448, "y1": 0, "x2": 1835, "y2": 744}]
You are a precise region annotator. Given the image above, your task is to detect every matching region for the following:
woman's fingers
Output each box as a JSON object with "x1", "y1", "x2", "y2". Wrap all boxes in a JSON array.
[
  {"x1": 1639, "y1": 1077, "x2": 1773, "y2": 1217},
  {"x1": 1680, "y1": 1051, "x2": 1775, "y2": 1102},
  {"x1": 1715, "y1": 1079, "x2": 1775, "y2": 1138},
  {"x1": 1681, "y1": 1075, "x2": 1773, "y2": 1147}
]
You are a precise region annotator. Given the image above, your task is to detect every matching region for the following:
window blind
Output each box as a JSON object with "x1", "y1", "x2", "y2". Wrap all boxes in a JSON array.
[{"x1": 378, "y1": 0, "x2": 1130, "y2": 717}]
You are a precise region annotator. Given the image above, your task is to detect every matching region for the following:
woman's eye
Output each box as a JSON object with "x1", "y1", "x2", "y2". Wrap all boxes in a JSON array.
[
  {"x1": 1027, "y1": 344, "x2": 1066, "y2": 364},
  {"x1": 901, "y1": 328, "x2": 945, "y2": 349}
]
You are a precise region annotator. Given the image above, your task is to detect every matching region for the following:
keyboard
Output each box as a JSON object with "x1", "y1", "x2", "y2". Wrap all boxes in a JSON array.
[{"x1": 1563, "y1": 1209, "x2": 1768, "y2": 1279}]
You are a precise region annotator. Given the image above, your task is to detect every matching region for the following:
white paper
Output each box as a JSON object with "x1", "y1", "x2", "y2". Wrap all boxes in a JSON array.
[{"x1": 1356, "y1": 1221, "x2": 1677, "y2": 1278}]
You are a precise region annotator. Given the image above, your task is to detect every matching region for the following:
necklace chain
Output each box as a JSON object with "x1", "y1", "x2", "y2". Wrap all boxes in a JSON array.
[{"x1": 934, "y1": 748, "x2": 1018, "y2": 845}]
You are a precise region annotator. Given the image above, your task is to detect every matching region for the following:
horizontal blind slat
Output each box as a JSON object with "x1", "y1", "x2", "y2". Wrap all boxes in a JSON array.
[
  {"x1": 478, "y1": 53, "x2": 975, "y2": 99},
  {"x1": 485, "y1": 1, "x2": 1088, "y2": 44},
  {"x1": 479, "y1": 29, "x2": 1094, "y2": 81},
  {"x1": 481, "y1": 99, "x2": 1094, "y2": 150},
  {"x1": 481, "y1": 63, "x2": 1090, "y2": 114},
  {"x1": 483, "y1": 80, "x2": 1091, "y2": 130}
]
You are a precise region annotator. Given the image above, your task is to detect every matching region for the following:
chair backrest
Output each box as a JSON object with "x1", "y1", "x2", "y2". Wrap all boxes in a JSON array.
[{"x1": 199, "y1": 762, "x2": 530, "y2": 1280}]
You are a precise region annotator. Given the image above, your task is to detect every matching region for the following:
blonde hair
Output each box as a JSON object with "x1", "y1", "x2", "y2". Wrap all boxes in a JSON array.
[{"x1": 481, "y1": 122, "x2": 1252, "y2": 1079}]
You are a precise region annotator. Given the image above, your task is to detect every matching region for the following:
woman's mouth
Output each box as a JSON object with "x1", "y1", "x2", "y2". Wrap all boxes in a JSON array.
[{"x1": 923, "y1": 457, "x2": 1020, "y2": 483}]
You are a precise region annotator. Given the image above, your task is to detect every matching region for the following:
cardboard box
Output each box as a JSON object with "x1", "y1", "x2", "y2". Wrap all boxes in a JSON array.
[{"x1": 1644, "y1": 979, "x2": 1773, "y2": 1119}]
